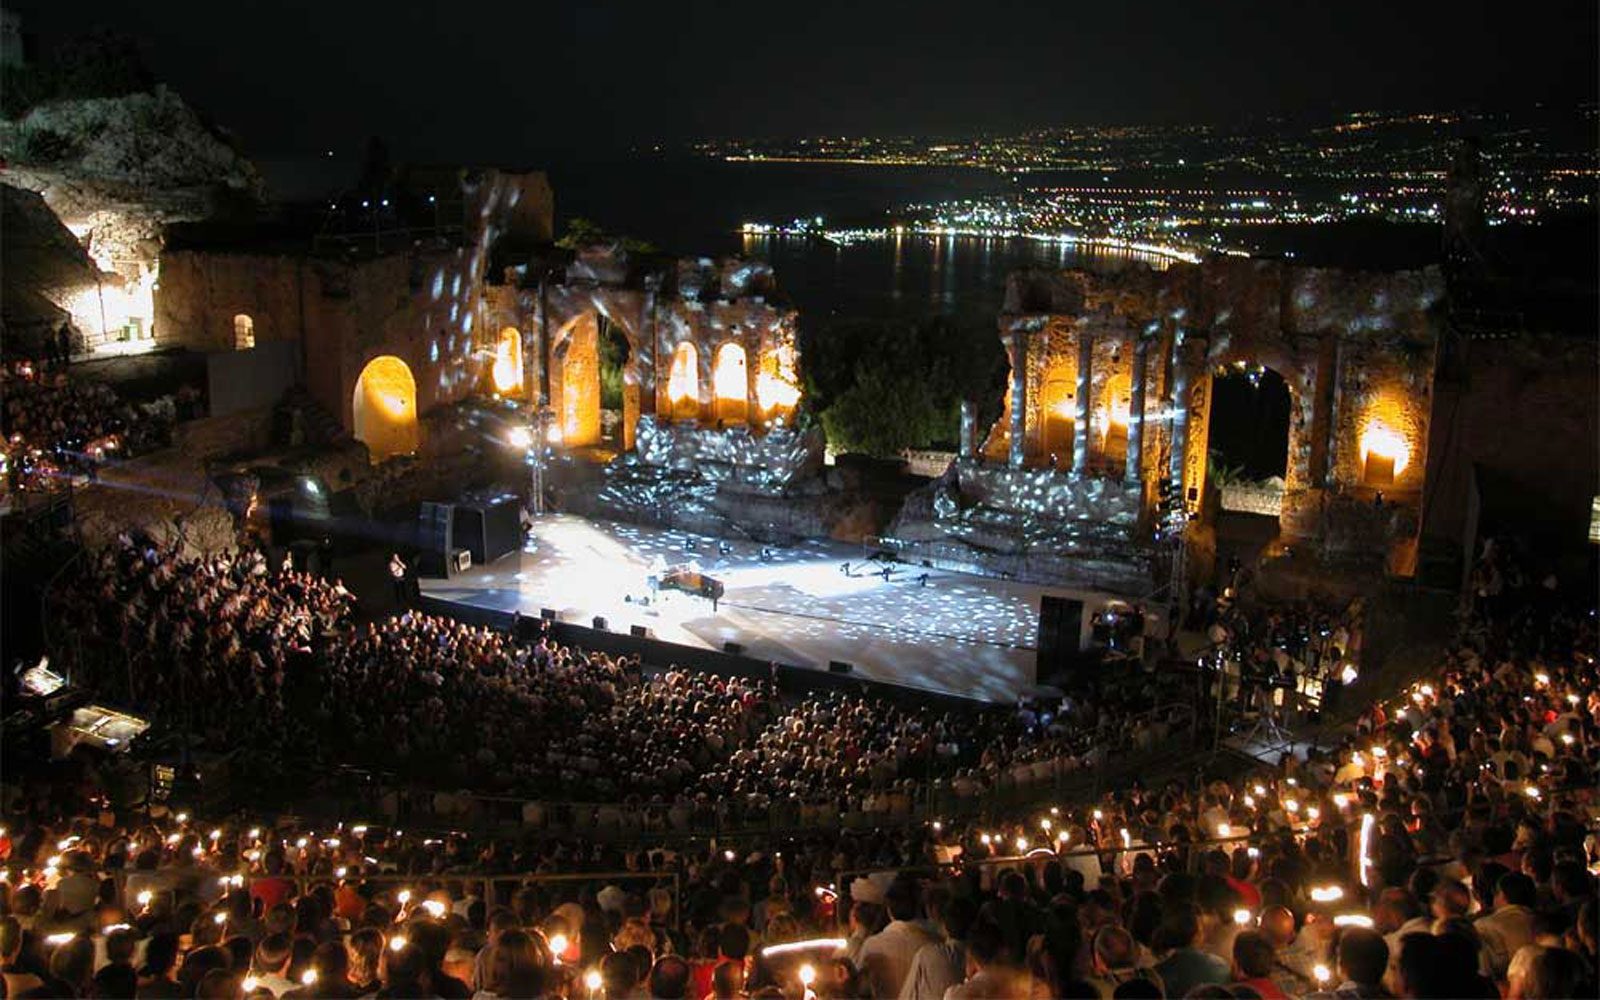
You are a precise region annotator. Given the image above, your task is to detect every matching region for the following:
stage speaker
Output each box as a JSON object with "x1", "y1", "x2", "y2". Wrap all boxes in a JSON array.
[
  {"x1": 630, "y1": 625, "x2": 649, "y2": 638},
  {"x1": 540, "y1": 608, "x2": 558, "y2": 621},
  {"x1": 828, "y1": 660, "x2": 853, "y2": 674},
  {"x1": 723, "y1": 641, "x2": 745, "y2": 655},
  {"x1": 452, "y1": 497, "x2": 520, "y2": 566},
  {"x1": 418, "y1": 502, "x2": 454, "y2": 555},
  {"x1": 1037, "y1": 594, "x2": 1086, "y2": 685},
  {"x1": 514, "y1": 615, "x2": 542, "y2": 642},
  {"x1": 592, "y1": 616, "x2": 608, "y2": 631}
]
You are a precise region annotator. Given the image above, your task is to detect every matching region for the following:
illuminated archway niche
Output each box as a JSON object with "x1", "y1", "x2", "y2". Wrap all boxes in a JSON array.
[
  {"x1": 553, "y1": 315, "x2": 600, "y2": 447},
  {"x1": 667, "y1": 342, "x2": 700, "y2": 422},
  {"x1": 1039, "y1": 377, "x2": 1075, "y2": 466},
  {"x1": 712, "y1": 342, "x2": 749, "y2": 424},
  {"x1": 1097, "y1": 372, "x2": 1132, "y2": 464},
  {"x1": 352, "y1": 356, "x2": 420, "y2": 462},
  {"x1": 492, "y1": 327, "x2": 523, "y2": 394},
  {"x1": 756, "y1": 344, "x2": 801, "y2": 422},
  {"x1": 234, "y1": 314, "x2": 255, "y2": 350},
  {"x1": 1358, "y1": 393, "x2": 1416, "y2": 489}
]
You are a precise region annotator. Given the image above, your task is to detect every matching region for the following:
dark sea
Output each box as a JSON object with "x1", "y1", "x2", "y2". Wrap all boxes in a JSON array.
[{"x1": 258, "y1": 154, "x2": 1177, "y2": 334}]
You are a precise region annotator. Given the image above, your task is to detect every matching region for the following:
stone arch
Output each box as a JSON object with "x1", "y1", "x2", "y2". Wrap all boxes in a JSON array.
[
  {"x1": 233, "y1": 313, "x2": 255, "y2": 350},
  {"x1": 1039, "y1": 376, "x2": 1076, "y2": 466},
  {"x1": 551, "y1": 314, "x2": 600, "y2": 447},
  {"x1": 1097, "y1": 371, "x2": 1132, "y2": 464},
  {"x1": 492, "y1": 326, "x2": 523, "y2": 394},
  {"x1": 755, "y1": 342, "x2": 801, "y2": 421},
  {"x1": 352, "y1": 355, "x2": 419, "y2": 461},
  {"x1": 712, "y1": 341, "x2": 749, "y2": 424},
  {"x1": 666, "y1": 341, "x2": 700, "y2": 422}
]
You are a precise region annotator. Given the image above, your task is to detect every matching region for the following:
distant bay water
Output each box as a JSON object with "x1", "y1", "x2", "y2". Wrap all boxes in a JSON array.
[
  {"x1": 257, "y1": 154, "x2": 1165, "y2": 332},
  {"x1": 257, "y1": 153, "x2": 1471, "y2": 334}
]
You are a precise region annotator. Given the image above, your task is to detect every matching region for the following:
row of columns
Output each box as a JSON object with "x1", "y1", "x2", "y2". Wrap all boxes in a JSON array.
[{"x1": 1000, "y1": 327, "x2": 1156, "y2": 488}]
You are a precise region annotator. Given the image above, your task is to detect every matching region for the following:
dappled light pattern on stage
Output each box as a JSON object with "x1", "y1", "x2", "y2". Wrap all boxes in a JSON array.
[{"x1": 420, "y1": 514, "x2": 1107, "y2": 702}]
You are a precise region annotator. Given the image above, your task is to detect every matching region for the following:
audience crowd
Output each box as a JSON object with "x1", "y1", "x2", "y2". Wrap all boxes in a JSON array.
[
  {"x1": 5, "y1": 531, "x2": 1595, "y2": 998},
  {"x1": 56, "y1": 535, "x2": 1176, "y2": 816},
  {"x1": 1, "y1": 360, "x2": 184, "y2": 496}
]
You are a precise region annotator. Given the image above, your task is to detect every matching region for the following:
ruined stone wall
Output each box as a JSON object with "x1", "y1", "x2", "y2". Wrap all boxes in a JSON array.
[
  {"x1": 988, "y1": 257, "x2": 1444, "y2": 572},
  {"x1": 156, "y1": 244, "x2": 497, "y2": 445},
  {"x1": 1423, "y1": 333, "x2": 1600, "y2": 562},
  {"x1": 154, "y1": 251, "x2": 305, "y2": 352}
]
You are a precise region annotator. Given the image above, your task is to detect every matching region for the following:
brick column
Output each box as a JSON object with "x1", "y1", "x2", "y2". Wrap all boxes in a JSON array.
[
  {"x1": 1008, "y1": 330, "x2": 1028, "y2": 469},
  {"x1": 1072, "y1": 329, "x2": 1093, "y2": 476},
  {"x1": 1125, "y1": 335, "x2": 1148, "y2": 486},
  {"x1": 1168, "y1": 336, "x2": 1189, "y2": 485}
]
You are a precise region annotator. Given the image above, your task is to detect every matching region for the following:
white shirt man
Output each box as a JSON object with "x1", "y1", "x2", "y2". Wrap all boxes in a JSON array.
[{"x1": 860, "y1": 917, "x2": 941, "y2": 999}]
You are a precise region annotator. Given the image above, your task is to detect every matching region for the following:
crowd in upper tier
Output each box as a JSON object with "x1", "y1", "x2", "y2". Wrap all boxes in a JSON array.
[
  {"x1": 4, "y1": 524, "x2": 1596, "y2": 998},
  {"x1": 1, "y1": 359, "x2": 188, "y2": 496},
  {"x1": 53, "y1": 535, "x2": 1178, "y2": 816}
]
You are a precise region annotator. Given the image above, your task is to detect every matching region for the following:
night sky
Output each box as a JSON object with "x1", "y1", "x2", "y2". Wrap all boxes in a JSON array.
[{"x1": 12, "y1": 0, "x2": 1598, "y2": 161}]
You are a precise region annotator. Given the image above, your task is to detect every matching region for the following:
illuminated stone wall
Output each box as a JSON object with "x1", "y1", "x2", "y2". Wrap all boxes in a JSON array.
[
  {"x1": 482, "y1": 246, "x2": 804, "y2": 457},
  {"x1": 152, "y1": 175, "x2": 809, "y2": 468},
  {"x1": 985, "y1": 257, "x2": 1444, "y2": 573},
  {"x1": 154, "y1": 170, "x2": 551, "y2": 459}
]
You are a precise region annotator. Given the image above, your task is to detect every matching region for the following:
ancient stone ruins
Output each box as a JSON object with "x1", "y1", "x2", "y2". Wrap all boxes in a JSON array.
[{"x1": 891, "y1": 259, "x2": 1443, "y2": 588}]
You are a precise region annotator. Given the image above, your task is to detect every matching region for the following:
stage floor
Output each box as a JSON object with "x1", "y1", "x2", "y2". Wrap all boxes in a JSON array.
[{"x1": 422, "y1": 514, "x2": 1115, "y2": 703}]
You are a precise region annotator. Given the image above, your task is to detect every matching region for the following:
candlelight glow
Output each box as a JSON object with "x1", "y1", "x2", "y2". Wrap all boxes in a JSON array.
[
  {"x1": 1359, "y1": 813, "x2": 1377, "y2": 887},
  {"x1": 761, "y1": 938, "x2": 848, "y2": 958}
]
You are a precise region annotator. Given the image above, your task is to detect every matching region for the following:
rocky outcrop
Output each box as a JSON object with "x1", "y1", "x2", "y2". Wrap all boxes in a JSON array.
[{"x1": 1, "y1": 87, "x2": 262, "y2": 349}]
